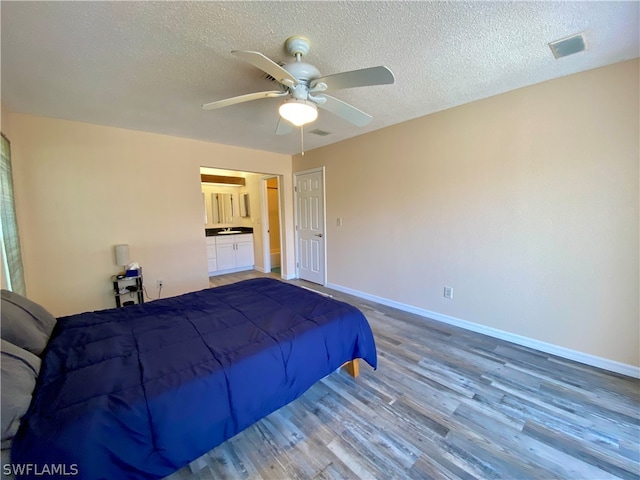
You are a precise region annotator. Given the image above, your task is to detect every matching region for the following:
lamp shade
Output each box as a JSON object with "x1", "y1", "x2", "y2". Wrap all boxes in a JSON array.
[
  {"x1": 115, "y1": 244, "x2": 130, "y2": 266},
  {"x1": 279, "y1": 99, "x2": 318, "y2": 127}
]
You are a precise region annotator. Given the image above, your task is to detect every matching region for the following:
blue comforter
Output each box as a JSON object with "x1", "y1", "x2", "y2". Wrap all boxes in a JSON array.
[{"x1": 12, "y1": 278, "x2": 377, "y2": 479}]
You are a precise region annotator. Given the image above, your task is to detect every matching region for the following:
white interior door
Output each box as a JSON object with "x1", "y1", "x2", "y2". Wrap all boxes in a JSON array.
[{"x1": 295, "y1": 169, "x2": 325, "y2": 284}]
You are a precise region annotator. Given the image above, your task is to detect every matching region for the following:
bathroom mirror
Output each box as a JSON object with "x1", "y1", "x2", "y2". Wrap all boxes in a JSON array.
[
  {"x1": 211, "y1": 193, "x2": 220, "y2": 224},
  {"x1": 211, "y1": 193, "x2": 234, "y2": 224},
  {"x1": 240, "y1": 193, "x2": 250, "y2": 218}
]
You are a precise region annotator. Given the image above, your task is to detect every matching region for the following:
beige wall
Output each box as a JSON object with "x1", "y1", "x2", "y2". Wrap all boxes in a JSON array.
[
  {"x1": 5, "y1": 112, "x2": 292, "y2": 316},
  {"x1": 293, "y1": 59, "x2": 639, "y2": 368},
  {"x1": 3, "y1": 60, "x2": 638, "y2": 370},
  {"x1": 1, "y1": 103, "x2": 11, "y2": 136}
]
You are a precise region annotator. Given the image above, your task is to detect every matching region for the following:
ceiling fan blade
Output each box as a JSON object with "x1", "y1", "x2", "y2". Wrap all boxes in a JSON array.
[
  {"x1": 202, "y1": 91, "x2": 287, "y2": 110},
  {"x1": 311, "y1": 66, "x2": 394, "y2": 91},
  {"x1": 275, "y1": 117, "x2": 293, "y2": 135},
  {"x1": 232, "y1": 50, "x2": 298, "y2": 87},
  {"x1": 315, "y1": 94, "x2": 372, "y2": 127}
]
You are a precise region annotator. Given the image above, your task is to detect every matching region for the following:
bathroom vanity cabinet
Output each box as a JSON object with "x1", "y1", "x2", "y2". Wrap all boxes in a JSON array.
[{"x1": 206, "y1": 233, "x2": 254, "y2": 276}]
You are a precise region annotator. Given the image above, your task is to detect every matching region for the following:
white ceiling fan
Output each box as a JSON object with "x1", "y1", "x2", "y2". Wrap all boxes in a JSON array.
[{"x1": 202, "y1": 36, "x2": 395, "y2": 135}]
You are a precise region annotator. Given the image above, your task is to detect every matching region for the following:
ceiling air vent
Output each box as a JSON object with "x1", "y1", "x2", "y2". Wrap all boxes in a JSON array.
[
  {"x1": 310, "y1": 128, "x2": 331, "y2": 136},
  {"x1": 262, "y1": 62, "x2": 287, "y2": 82},
  {"x1": 549, "y1": 33, "x2": 586, "y2": 59}
]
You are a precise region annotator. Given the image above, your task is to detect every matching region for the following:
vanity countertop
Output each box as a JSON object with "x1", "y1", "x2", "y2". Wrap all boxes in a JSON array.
[{"x1": 205, "y1": 227, "x2": 254, "y2": 237}]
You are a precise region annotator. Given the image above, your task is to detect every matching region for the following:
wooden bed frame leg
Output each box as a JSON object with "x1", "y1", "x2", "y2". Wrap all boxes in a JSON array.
[{"x1": 342, "y1": 359, "x2": 360, "y2": 378}]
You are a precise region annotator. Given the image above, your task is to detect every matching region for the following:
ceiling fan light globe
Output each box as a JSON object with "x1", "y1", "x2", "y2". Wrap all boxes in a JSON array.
[{"x1": 279, "y1": 100, "x2": 318, "y2": 126}]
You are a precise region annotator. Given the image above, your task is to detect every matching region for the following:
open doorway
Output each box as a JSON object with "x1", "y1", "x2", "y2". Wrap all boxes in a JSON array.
[
  {"x1": 200, "y1": 167, "x2": 284, "y2": 277},
  {"x1": 261, "y1": 176, "x2": 282, "y2": 275}
]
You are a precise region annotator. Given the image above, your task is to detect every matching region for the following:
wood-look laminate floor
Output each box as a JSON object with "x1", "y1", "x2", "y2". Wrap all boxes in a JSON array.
[{"x1": 164, "y1": 271, "x2": 640, "y2": 480}]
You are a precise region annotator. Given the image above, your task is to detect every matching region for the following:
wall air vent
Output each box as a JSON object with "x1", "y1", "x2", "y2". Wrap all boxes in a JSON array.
[
  {"x1": 310, "y1": 128, "x2": 331, "y2": 136},
  {"x1": 549, "y1": 33, "x2": 586, "y2": 59}
]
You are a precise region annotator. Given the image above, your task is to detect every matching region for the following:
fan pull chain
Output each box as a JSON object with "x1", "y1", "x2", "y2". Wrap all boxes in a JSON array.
[{"x1": 300, "y1": 126, "x2": 305, "y2": 156}]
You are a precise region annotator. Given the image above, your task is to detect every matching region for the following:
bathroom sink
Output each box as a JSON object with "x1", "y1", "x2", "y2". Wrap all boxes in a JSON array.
[{"x1": 218, "y1": 230, "x2": 242, "y2": 234}]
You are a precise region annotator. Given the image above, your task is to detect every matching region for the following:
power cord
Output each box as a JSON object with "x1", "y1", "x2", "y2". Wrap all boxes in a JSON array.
[{"x1": 143, "y1": 284, "x2": 162, "y2": 301}]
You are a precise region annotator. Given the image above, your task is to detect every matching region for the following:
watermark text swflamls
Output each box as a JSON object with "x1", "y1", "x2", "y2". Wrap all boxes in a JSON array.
[{"x1": 3, "y1": 463, "x2": 79, "y2": 476}]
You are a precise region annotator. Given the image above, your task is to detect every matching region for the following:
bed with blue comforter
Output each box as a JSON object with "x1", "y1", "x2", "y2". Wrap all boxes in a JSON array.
[{"x1": 11, "y1": 278, "x2": 377, "y2": 479}]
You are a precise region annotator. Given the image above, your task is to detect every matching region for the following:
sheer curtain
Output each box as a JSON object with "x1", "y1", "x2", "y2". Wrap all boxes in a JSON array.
[{"x1": 1, "y1": 133, "x2": 26, "y2": 295}]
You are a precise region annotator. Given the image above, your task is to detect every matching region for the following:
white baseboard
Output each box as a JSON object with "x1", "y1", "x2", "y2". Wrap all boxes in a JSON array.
[
  {"x1": 326, "y1": 282, "x2": 640, "y2": 379},
  {"x1": 209, "y1": 266, "x2": 253, "y2": 277}
]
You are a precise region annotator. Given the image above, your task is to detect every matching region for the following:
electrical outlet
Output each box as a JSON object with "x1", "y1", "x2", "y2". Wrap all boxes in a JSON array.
[
  {"x1": 157, "y1": 279, "x2": 164, "y2": 288},
  {"x1": 444, "y1": 286, "x2": 453, "y2": 299}
]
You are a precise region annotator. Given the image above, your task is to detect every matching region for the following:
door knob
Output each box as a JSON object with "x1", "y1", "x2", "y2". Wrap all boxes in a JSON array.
[{"x1": 314, "y1": 233, "x2": 323, "y2": 238}]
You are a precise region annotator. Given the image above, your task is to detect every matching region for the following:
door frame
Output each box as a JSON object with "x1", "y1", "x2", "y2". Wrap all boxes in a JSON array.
[
  {"x1": 293, "y1": 166, "x2": 327, "y2": 284},
  {"x1": 260, "y1": 175, "x2": 283, "y2": 276}
]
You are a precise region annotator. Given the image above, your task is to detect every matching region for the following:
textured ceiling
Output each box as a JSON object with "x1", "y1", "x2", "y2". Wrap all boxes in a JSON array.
[{"x1": 1, "y1": 1, "x2": 638, "y2": 155}]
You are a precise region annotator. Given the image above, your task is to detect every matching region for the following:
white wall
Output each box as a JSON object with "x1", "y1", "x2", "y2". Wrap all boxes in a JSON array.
[
  {"x1": 5, "y1": 113, "x2": 292, "y2": 316},
  {"x1": 293, "y1": 59, "x2": 639, "y2": 370}
]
